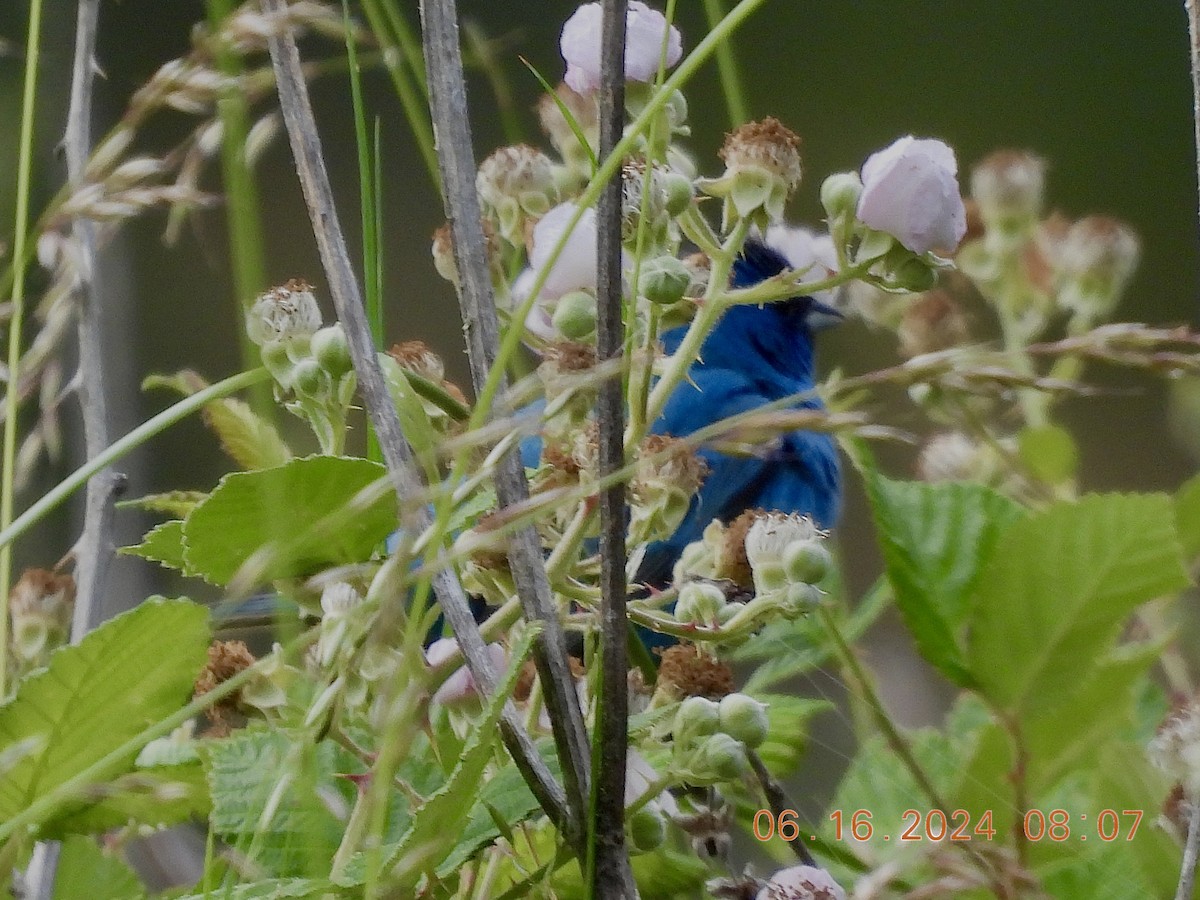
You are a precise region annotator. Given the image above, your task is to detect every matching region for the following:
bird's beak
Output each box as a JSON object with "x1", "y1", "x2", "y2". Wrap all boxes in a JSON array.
[{"x1": 807, "y1": 298, "x2": 845, "y2": 331}]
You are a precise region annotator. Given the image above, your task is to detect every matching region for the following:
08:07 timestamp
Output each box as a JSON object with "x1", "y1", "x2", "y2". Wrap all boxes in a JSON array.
[{"x1": 755, "y1": 809, "x2": 1144, "y2": 843}]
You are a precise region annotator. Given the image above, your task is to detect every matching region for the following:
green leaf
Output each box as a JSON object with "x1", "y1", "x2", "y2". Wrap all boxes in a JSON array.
[
  {"x1": 54, "y1": 760, "x2": 210, "y2": 835},
  {"x1": 968, "y1": 493, "x2": 1190, "y2": 715},
  {"x1": 1017, "y1": 423, "x2": 1079, "y2": 485},
  {"x1": 182, "y1": 456, "x2": 397, "y2": 585},
  {"x1": 753, "y1": 694, "x2": 834, "y2": 777},
  {"x1": 205, "y1": 728, "x2": 353, "y2": 878},
  {"x1": 51, "y1": 835, "x2": 144, "y2": 899},
  {"x1": 202, "y1": 396, "x2": 293, "y2": 470},
  {"x1": 867, "y1": 475, "x2": 1022, "y2": 686},
  {"x1": 383, "y1": 626, "x2": 539, "y2": 889},
  {"x1": 120, "y1": 520, "x2": 189, "y2": 573},
  {"x1": 1176, "y1": 472, "x2": 1200, "y2": 562},
  {"x1": 174, "y1": 879, "x2": 333, "y2": 900},
  {"x1": 0, "y1": 599, "x2": 210, "y2": 829},
  {"x1": 117, "y1": 490, "x2": 208, "y2": 518}
]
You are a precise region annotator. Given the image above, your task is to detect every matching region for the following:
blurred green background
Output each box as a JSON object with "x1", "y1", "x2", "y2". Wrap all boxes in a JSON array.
[{"x1": 0, "y1": 0, "x2": 1197, "y2": 691}]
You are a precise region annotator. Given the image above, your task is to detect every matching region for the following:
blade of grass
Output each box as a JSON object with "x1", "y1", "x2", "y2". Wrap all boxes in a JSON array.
[{"x1": 702, "y1": 0, "x2": 748, "y2": 126}]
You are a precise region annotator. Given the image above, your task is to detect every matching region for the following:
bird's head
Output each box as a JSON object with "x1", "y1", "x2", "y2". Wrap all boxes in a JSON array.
[{"x1": 731, "y1": 238, "x2": 843, "y2": 332}]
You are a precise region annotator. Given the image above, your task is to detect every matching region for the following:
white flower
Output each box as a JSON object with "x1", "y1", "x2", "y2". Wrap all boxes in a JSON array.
[
  {"x1": 319, "y1": 581, "x2": 362, "y2": 618},
  {"x1": 765, "y1": 225, "x2": 839, "y2": 307},
  {"x1": 514, "y1": 202, "x2": 632, "y2": 343},
  {"x1": 560, "y1": 1, "x2": 683, "y2": 95},
  {"x1": 856, "y1": 136, "x2": 967, "y2": 255},
  {"x1": 757, "y1": 864, "x2": 846, "y2": 900},
  {"x1": 625, "y1": 749, "x2": 678, "y2": 816},
  {"x1": 426, "y1": 637, "x2": 507, "y2": 707}
]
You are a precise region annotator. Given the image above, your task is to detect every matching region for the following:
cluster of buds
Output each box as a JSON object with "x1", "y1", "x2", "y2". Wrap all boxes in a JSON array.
[
  {"x1": 6, "y1": 569, "x2": 74, "y2": 679},
  {"x1": 247, "y1": 280, "x2": 355, "y2": 454},
  {"x1": 668, "y1": 692, "x2": 767, "y2": 784}
]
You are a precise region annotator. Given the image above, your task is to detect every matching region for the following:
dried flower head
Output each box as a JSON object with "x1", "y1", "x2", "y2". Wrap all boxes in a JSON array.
[
  {"x1": 194, "y1": 640, "x2": 256, "y2": 728},
  {"x1": 970, "y1": 149, "x2": 1047, "y2": 230},
  {"x1": 537, "y1": 83, "x2": 600, "y2": 169},
  {"x1": 8, "y1": 569, "x2": 75, "y2": 663},
  {"x1": 388, "y1": 340, "x2": 446, "y2": 384},
  {"x1": 756, "y1": 864, "x2": 846, "y2": 900},
  {"x1": 1150, "y1": 699, "x2": 1200, "y2": 794},
  {"x1": 657, "y1": 643, "x2": 734, "y2": 700},
  {"x1": 702, "y1": 118, "x2": 802, "y2": 229},
  {"x1": 1054, "y1": 215, "x2": 1140, "y2": 320},
  {"x1": 476, "y1": 144, "x2": 559, "y2": 245},
  {"x1": 896, "y1": 290, "x2": 970, "y2": 358},
  {"x1": 631, "y1": 434, "x2": 709, "y2": 543},
  {"x1": 248, "y1": 279, "x2": 321, "y2": 345}
]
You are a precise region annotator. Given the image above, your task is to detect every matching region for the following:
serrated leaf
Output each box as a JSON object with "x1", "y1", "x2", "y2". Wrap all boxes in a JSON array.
[
  {"x1": 968, "y1": 493, "x2": 1190, "y2": 715},
  {"x1": 384, "y1": 627, "x2": 539, "y2": 889},
  {"x1": 120, "y1": 520, "x2": 189, "y2": 573},
  {"x1": 868, "y1": 475, "x2": 1022, "y2": 686},
  {"x1": 117, "y1": 490, "x2": 208, "y2": 518},
  {"x1": 1176, "y1": 472, "x2": 1200, "y2": 562},
  {"x1": 1095, "y1": 744, "x2": 1180, "y2": 899},
  {"x1": 753, "y1": 695, "x2": 833, "y2": 777},
  {"x1": 182, "y1": 456, "x2": 397, "y2": 585},
  {"x1": 0, "y1": 599, "x2": 210, "y2": 829},
  {"x1": 203, "y1": 397, "x2": 293, "y2": 470},
  {"x1": 205, "y1": 727, "x2": 353, "y2": 878},
  {"x1": 51, "y1": 835, "x2": 144, "y2": 900}
]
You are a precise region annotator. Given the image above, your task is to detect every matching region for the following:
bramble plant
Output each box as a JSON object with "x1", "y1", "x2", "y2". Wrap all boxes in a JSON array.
[{"x1": 2, "y1": 1, "x2": 1200, "y2": 899}]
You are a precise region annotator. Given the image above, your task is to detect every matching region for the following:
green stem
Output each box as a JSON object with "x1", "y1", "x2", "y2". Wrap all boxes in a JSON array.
[
  {"x1": 702, "y1": 0, "x2": 748, "y2": 126},
  {"x1": 0, "y1": 369, "x2": 269, "y2": 556},
  {"x1": 0, "y1": 0, "x2": 45, "y2": 701}
]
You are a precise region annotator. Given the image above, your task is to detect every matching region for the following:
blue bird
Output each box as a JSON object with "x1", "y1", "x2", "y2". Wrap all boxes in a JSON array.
[{"x1": 634, "y1": 238, "x2": 841, "y2": 589}]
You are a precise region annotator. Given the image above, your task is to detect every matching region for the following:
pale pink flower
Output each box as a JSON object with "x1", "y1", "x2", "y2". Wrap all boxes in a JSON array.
[
  {"x1": 856, "y1": 136, "x2": 967, "y2": 255},
  {"x1": 560, "y1": 1, "x2": 683, "y2": 95},
  {"x1": 757, "y1": 864, "x2": 846, "y2": 900},
  {"x1": 765, "y1": 225, "x2": 839, "y2": 306},
  {"x1": 426, "y1": 637, "x2": 506, "y2": 707}
]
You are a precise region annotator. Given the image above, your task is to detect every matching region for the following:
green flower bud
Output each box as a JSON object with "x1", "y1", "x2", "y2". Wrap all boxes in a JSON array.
[
  {"x1": 639, "y1": 255, "x2": 692, "y2": 306},
  {"x1": 675, "y1": 695, "x2": 721, "y2": 744},
  {"x1": 718, "y1": 693, "x2": 770, "y2": 748},
  {"x1": 628, "y1": 805, "x2": 668, "y2": 853},
  {"x1": 820, "y1": 172, "x2": 863, "y2": 222},
  {"x1": 662, "y1": 171, "x2": 694, "y2": 217},
  {"x1": 292, "y1": 358, "x2": 326, "y2": 398},
  {"x1": 700, "y1": 732, "x2": 749, "y2": 780},
  {"x1": 552, "y1": 290, "x2": 597, "y2": 340},
  {"x1": 783, "y1": 581, "x2": 822, "y2": 616},
  {"x1": 782, "y1": 540, "x2": 832, "y2": 585},
  {"x1": 717, "y1": 601, "x2": 746, "y2": 625},
  {"x1": 676, "y1": 581, "x2": 726, "y2": 624},
  {"x1": 311, "y1": 324, "x2": 353, "y2": 377},
  {"x1": 889, "y1": 255, "x2": 938, "y2": 293}
]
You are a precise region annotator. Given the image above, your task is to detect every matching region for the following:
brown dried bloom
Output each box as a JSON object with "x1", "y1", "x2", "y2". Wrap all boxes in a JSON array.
[
  {"x1": 8, "y1": 569, "x2": 75, "y2": 662},
  {"x1": 656, "y1": 643, "x2": 734, "y2": 700},
  {"x1": 719, "y1": 118, "x2": 803, "y2": 188},
  {"x1": 430, "y1": 219, "x2": 501, "y2": 286},
  {"x1": 719, "y1": 509, "x2": 763, "y2": 589},
  {"x1": 543, "y1": 340, "x2": 598, "y2": 372},
  {"x1": 195, "y1": 640, "x2": 256, "y2": 727},
  {"x1": 388, "y1": 340, "x2": 446, "y2": 384},
  {"x1": 896, "y1": 290, "x2": 970, "y2": 358}
]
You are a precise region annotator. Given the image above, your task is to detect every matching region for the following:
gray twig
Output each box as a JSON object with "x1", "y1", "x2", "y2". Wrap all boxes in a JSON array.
[
  {"x1": 1177, "y1": 794, "x2": 1200, "y2": 900},
  {"x1": 63, "y1": 0, "x2": 111, "y2": 640},
  {"x1": 592, "y1": 0, "x2": 637, "y2": 895},
  {"x1": 261, "y1": 0, "x2": 568, "y2": 830},
  {"x1": 418, "y1": 0, "x2": 592, "y2": 849},
  {"x1": 747, "y1": 749, "x2": 817, "y2": 867}
]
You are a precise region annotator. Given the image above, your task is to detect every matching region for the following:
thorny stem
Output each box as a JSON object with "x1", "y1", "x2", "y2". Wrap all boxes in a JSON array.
[
  {"x1": 417, "y1": 0, "x2": 591, "y2": 850},
  {"x1": 590, "y1": 0, "x2": 638, "y2": 895},
  {"x1": 746, "y1": 749, "x2": 817, "y2": 866},
  {"x1": 261, "y1": 0, "x2": 571, "y2": 855},
  {"x1": 0, "y1": 0, "x2": 44, "y2": 703}
]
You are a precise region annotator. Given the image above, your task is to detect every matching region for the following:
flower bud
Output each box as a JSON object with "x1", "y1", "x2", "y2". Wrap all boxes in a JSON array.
[
  {"x1": 717, "y1": 693, "x2": 769, "y2": 748},
  {"x1": 628, "y1": 805, "x2": 668, "y2": 852},
  {"x1": 675, "y1": 581, "x2": 726, "y2": 625},
  {"x1": 537, "y1": 83, "x2": 599, "y2": 171},
  {"x1": 699, "y1": 732, "x2": 749, "y2": 780},
  {"x1": 551, "y1": 289, "x2": 598, "y2": 339},
  {"x1": 661, "y1": 170, "x2": 694, "y2": 216},
  {"x1": 1054, "y1": 216, "x2": 1139, "y2": 321},
  {"x1": 248, "y1": 280, "x2": 322, "y2": 345},
  {"x1": 639, "y1": 254, "x2": 692, "y2": 306},
  {"x1": 783, "y1": 582, "x2": 822, "y2": 616},
  {"x1": 291, "y1": 358, "x2": 326, "y2": 398},
  {"x1": 560, "y1": 1, "x2": 683, "y2": 94},
  {"x1": 820, "y1": 172, "x2": 863, "y2": 222},
  {"x1": 782, "y1": 540, "x2": 832, "y2": 585},
  {"x1": 311, "y1": 325, "x2": 353, "y2": 377},
  {"x1": 674, "y1": 695, "x2": 721, "y2": 744}
]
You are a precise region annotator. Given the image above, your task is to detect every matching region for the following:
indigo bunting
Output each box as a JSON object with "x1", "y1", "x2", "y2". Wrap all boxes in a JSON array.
[{"x1": 634, "y1": 238, "x2": 841, "y2": 589}]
